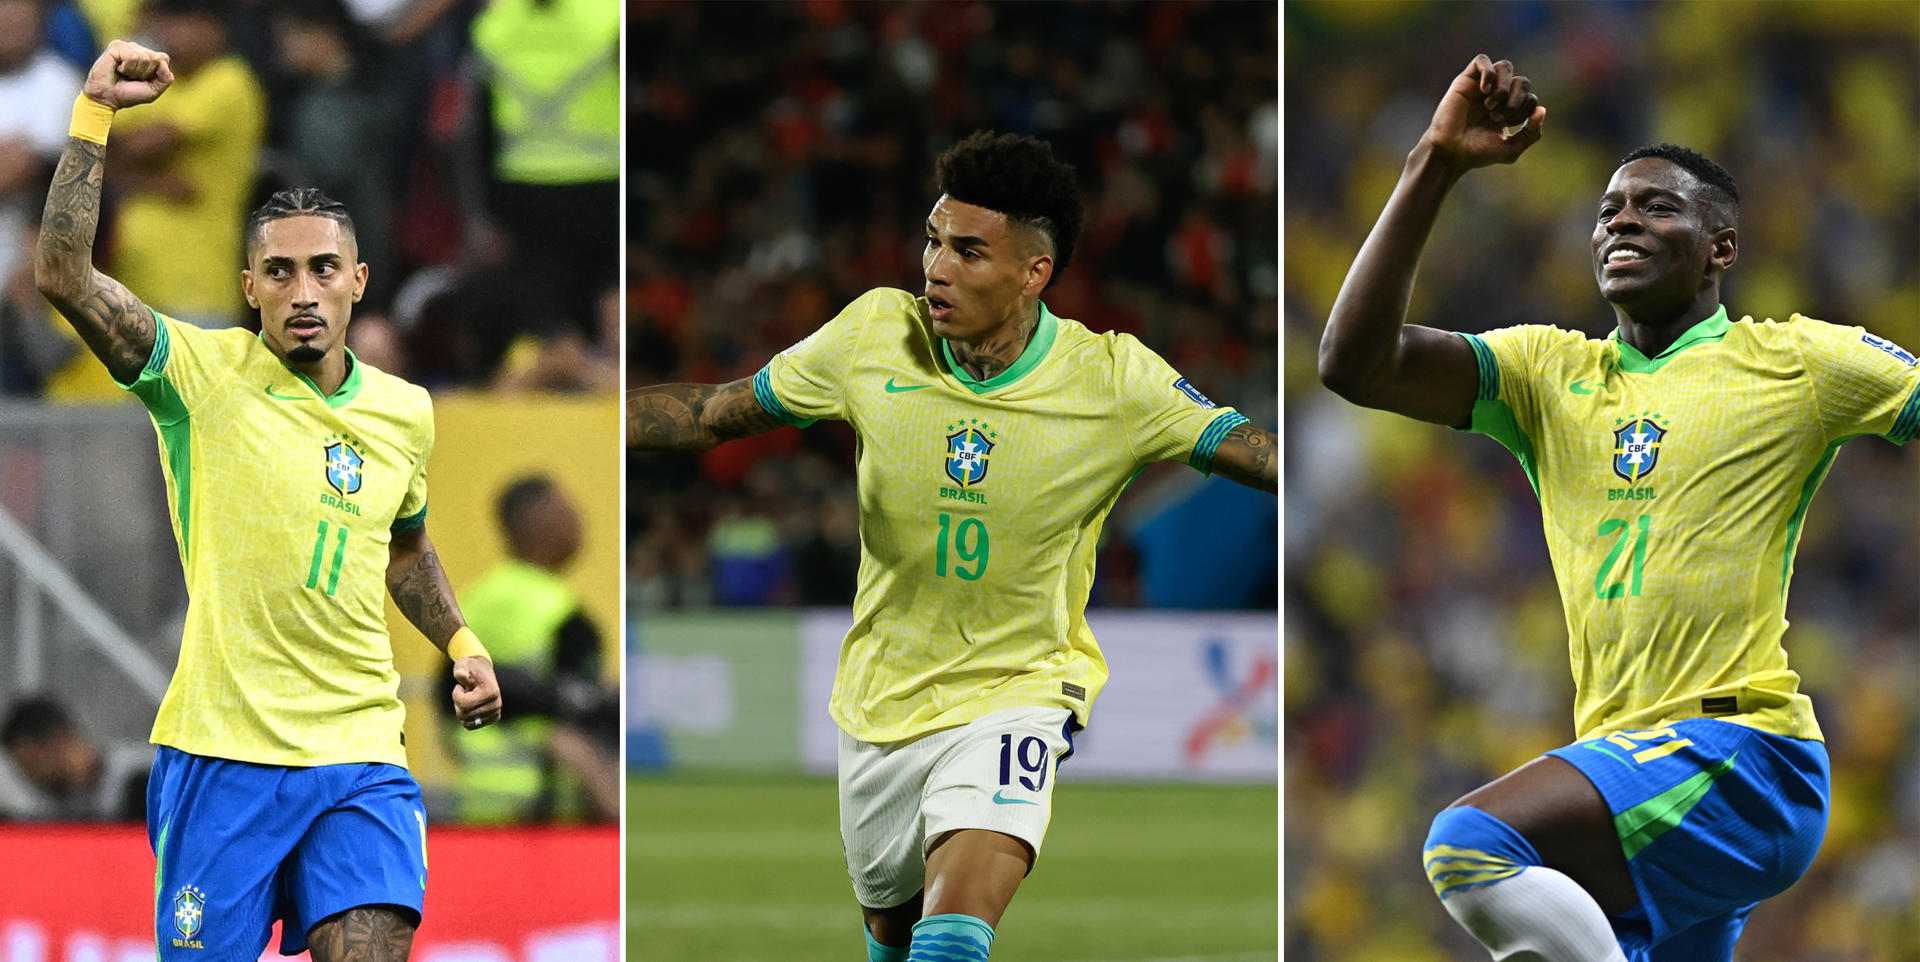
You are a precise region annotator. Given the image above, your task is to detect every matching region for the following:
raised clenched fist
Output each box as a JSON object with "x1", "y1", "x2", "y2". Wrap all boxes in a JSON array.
[
  {"x1": 83, "y1": 40, "x2": 175, "y2": 110},
  {"x1": 1422, "y1": 54, "x2": 1547, "y2": 171}
]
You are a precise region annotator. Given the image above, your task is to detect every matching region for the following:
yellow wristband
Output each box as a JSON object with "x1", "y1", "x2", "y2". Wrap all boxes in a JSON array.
[
  {"x1": 447, "y1": 627, "x2": 490, "y2": 661},
  {"x1": 69, "y1": 95, "x2": 115, "y2": 145}
]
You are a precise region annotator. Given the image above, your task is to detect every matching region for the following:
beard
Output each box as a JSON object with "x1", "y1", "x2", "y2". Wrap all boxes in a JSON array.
[{"x1": 287, "y1": 343, "x2": 326, "y2": 363}]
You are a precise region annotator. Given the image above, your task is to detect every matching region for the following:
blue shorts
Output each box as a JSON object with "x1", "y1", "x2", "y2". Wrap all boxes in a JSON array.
[
  {"x1": 1547, "y1": 718, "x2": 1829, "y2": 961},
  {"x1": 147, "y1": 747, "x2": 429, "y2": 959}
]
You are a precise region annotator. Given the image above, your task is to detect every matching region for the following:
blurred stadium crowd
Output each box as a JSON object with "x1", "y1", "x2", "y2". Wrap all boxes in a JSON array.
[
  {"x1": 626, "y1": 0, "x2": 1278, "y2": 611},
  {"x1": 1284, "y1": 3, "x2": 1918, "y2": 961},
  {"x1": 0, "y1": 0, "x2": 617, "y2": 400}
]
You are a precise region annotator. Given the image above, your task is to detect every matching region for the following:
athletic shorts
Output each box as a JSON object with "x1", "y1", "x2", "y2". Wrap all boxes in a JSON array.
[
  {"x1": 148, "y1": 747, "x2": 429, "y2": 959},
  {"x1": 839, "y1": 706, "x2": 1079, "y2": 909},
  {"x1": 1547, "y1": 718, "x2": 1829, "y2": 961}
]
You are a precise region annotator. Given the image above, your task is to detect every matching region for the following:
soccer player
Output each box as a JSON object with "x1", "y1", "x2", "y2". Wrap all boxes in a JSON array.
[
  {"x1": 35, "y1": 41, "x2": 503, "y2": 962},
  {"x1": 627, "y1": 131, "x2": 1278, "y2": 961},
  {"x1": 1319, "y1": 55, "x2": 1918, "y2": 962}
]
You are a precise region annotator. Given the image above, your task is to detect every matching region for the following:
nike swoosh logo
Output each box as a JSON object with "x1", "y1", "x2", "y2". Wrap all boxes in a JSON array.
[
  {"x1": 1569, "y1": 380, "x2": 1597, "y2": 395},
  {"x1": 991, "y1": 789, "x2": 1038, "y2": 806},
  {"x1": 885, "y1": 378, "x2": 929, "y2": 393},
  {"x1": 264, "y1": 386, "x2": 311, "y2": 401}
]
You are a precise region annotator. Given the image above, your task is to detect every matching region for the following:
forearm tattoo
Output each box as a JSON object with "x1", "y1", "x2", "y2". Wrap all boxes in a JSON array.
[
  {"x1": 1214, "y1": 423, "x2": 1277, "y2": 493},
  {"x1": 306, "y1": 906, "x2": 415, "y2": 962},
  {"x1": 38, "y1": 137, "x2": 154, "y2": 383},
  {"x1": 626, "y1": 379, "x2": 781, "y2": 450},
  {"x1": 387, "y1": 542, "x2": 464, "y2": 649}
]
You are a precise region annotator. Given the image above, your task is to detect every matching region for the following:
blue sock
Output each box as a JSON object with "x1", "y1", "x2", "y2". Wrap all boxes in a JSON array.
[
  {"x1": 906, "y1": 913, "x2": 994, "y2": 962},
  {"x1": 866, "y1": 922, "x2": 909, "y2": 962}
]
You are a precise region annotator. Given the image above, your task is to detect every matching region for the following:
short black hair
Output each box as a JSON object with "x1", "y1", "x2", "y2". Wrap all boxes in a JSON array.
[
  {"x1": 497, "y1": 475, "x2": 557, "y2": 535},
  {"x1": 245, "y1": 187, "x2": 356, "y2": 264},
  {"x1": 1620, "y1": 143, "x2": 1739, "y2": 220},
  {"x1": 935, "y1": 131, "x2": 1083, "y2": 287},
  {"x1": 1, "y1": 697, "x2": 75, "y2": 747}
]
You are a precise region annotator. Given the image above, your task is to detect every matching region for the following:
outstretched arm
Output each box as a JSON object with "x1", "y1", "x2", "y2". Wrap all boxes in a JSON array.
[
  {"x1": 1210, "y1": 422, "x2": 1277, "y2": 493},
  {"x1": 1317, "y1": 55, "x2": 1545, "y2": 427},
  {"x1": 34, "y1": 41, "x2": 174, "y2": 386},
  {"x1": 625, "y1": 377, "x2": 786, "y2": 451},
  {"x1": 388, "y1": 527, "x2": 502, "y2": 730}
]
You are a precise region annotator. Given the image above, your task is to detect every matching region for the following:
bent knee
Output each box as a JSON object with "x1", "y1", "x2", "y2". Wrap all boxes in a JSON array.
[{"x1": 1422, "y1": 805, "x2": 1543, "y2": 901}]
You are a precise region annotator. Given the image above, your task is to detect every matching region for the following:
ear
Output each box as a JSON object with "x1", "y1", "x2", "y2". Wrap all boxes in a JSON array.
[
  {"x1": 241, "y1": 269, "x2": 258, "y2": 309},
  {"x1": 1709, "y1": 227, "x2": 1737, "y2": 275},
  {"x1": 1022, "y1": 254, "x2": 1054, "y2": 298},
  {"x1": 352, "y1": 262, "x2": 369, "y2": 303}
]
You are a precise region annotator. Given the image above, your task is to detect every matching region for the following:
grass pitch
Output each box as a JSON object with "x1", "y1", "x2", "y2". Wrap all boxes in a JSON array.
[{"x1": 627, "y1": 775, "x2": 1277, "y2": 961}]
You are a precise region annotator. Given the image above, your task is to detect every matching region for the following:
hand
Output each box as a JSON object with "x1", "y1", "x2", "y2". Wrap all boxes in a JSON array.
[
  {"x1": 1422, "y1": 54, "x2": 1546, "y2": 171},
  {"x1": 83, "y1": 40, "x2": 174, "y2": 110},
  {"x1": 451, "y1": 655, "x2": 503, "y2": 730}
]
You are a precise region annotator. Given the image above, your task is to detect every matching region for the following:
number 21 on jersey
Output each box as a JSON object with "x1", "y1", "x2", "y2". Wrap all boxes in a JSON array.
[{"x1": 1595, "y1": 514, "x2": 1651, "y2": 599}]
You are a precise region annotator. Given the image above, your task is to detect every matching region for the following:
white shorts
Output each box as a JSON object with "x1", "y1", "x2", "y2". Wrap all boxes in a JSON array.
[{"x1": 838, "y1": 706, "x2": 1079, "y2": 909}]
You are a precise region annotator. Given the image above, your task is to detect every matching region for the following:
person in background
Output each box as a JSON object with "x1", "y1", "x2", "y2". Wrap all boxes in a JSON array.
[{"x1": 1, "y1": 695, "x2": 151, "y2": 821}]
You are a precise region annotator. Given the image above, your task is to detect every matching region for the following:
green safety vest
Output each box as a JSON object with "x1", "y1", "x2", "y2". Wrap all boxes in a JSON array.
[
  {"x1": 454, "y1": 558, "x2": 582, "y2": 823},
  {"x1": 470, "y1": 0, "x2": 620, "y2": 185}
]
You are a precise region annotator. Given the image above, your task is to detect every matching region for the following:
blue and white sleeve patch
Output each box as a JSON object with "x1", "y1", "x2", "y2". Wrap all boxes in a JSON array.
[
  {"x1": 1862, "y1": 333, "x2": 1917, "y2": 367},
  {"x1": 1188, "y1": 411, "x2": 1250, "y2": 475},
  {"x1": 751, "y1": 365, "x2": 816, "y2": 428}
]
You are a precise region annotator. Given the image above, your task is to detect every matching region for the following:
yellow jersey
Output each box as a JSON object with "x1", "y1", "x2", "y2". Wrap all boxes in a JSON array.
[
  {"x1": 123, "y1": 313, "x2": 434, "y2": 767},
  {"x1": 757, "y1": 288, "x2": 1248, "y2": 742},
  {"x1": 1459, "y1": 307, "x2": 1919, "y2": 742}
]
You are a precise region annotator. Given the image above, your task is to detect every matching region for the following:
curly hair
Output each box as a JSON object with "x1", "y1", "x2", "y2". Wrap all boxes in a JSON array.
[
  {"x1": 935, "y1": 131, "x2": 1083, "y2": 287},
  {"x1": 245, "y1": 187, "x2": 356, "y2": 263},
  {"x1": 1620, "y1": 143, "x2": 1739, "y2": 221}
]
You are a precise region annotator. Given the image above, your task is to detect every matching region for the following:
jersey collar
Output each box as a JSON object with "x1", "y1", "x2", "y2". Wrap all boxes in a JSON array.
[
  {"x1": 260, "y1": 332, "x2": 365, "y2": 408},
  {"x1": 1609, "y1": 304, "x2": 1730, "y2": 374},
  {"x1": 939, "y1": 301, "x2": 1059, "y2": 394}
]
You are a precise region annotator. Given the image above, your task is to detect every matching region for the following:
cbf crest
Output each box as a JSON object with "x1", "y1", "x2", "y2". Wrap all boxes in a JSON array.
[
  {"x1": 324, "y1": 434, "x2": 365, "y2": 496},
  {"x1": 1611, "y1": 413, "x2": 1670, "y2": 483},
  {"x1": 173, "y1": 884, "x2": 206, "y2": 939},
  {"x1": 944, "y1": 418, "x2": 996, "y2": 488}
]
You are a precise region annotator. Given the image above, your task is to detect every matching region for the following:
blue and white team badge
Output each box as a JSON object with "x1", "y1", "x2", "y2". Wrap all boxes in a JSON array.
[
  {"x1": 1862, "y1": 333, "x2": 1918, "y2": 367},
  {"x1": 1611, "y1": 414, "x2": 1670, "y2": 483},
  {"x1": 324, "y1": 437, "x2": 365, "y2": 496},
  {"x1": 173, "y1": 885, "x2": 206, "y2": 939},
  {"x1": 944, "y1": 419, "x2": 996, "y2": 488},
  {"x1": 1173, "y1": 377, "x2": 1217, "y2": 408}
]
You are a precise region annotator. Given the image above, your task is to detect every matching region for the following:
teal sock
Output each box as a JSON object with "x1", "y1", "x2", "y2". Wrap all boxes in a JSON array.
[
  {"x1": 866, "y1": 922, "x2": 909, "y2": 962},
  {"x1": 905, "y1": 913, "x2": 994, "y2": 962}
]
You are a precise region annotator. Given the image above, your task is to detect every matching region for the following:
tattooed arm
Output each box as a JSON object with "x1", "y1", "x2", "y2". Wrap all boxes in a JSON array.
[
  {"x1": 626, "y1": 377, "x2": 786, "y2": 451},
  {"x1": 1210, "y1": 422, "x2": 1277, "y2": 493},
  {"x1": 34, "y1": 41, "x2": 174, "y2": 386},
  {"x1": 388, "y1": 526, "x2": 502, "y2": 728}
]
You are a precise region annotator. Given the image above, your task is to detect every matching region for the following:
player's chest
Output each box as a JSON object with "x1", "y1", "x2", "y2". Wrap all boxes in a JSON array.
[
  {"x1": 1533, "y1": 359, "x2": 1821, "y2": 499},
  {"x1": 850, "y1": 383, "x2": 1127, "y2": 506},
  {"x1": 208, "y1": 394, "x2": 419, "y2": 522}
]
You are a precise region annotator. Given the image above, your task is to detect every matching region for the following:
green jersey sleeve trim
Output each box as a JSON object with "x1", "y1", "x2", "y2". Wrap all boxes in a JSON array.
[
  {"x1": 752, "y1": 365, "x2": 816, "y2": 428},
  {"x1": 1187, "y1": 411, "x2": 1249, "y2": 475},
  {"x1": 1889, "y1": 382, "x2": 1919, "y2": 444},
  {"x1": 1464, "y1": 398, "x2": 1540, "y2": 497},
  {"x1": 1457, "y1": 332, "x2": 1499, "y2": 401},
  {"x1": 392, "y1": 503, "x2": 428, "y2": 532},
  {"x1": 117, "y1": 307, "x2": 172, "y2": 391},
  {"x1": 1780, "y1": 437, "x2": 1852, "y2": 597},
  {"x1": 939, "y1": 302, "x2": 1061, "y2": 395}
]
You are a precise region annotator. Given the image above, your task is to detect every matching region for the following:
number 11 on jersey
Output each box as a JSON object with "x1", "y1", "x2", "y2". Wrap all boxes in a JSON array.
[{"x1": 307, "y1": 520, "x2": 349, "y2": 595}]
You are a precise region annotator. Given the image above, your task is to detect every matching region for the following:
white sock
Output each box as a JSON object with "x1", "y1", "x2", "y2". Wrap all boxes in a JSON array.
[{"x1": 1440, "y1": 866, "x2": 1630, "y2": 962}]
